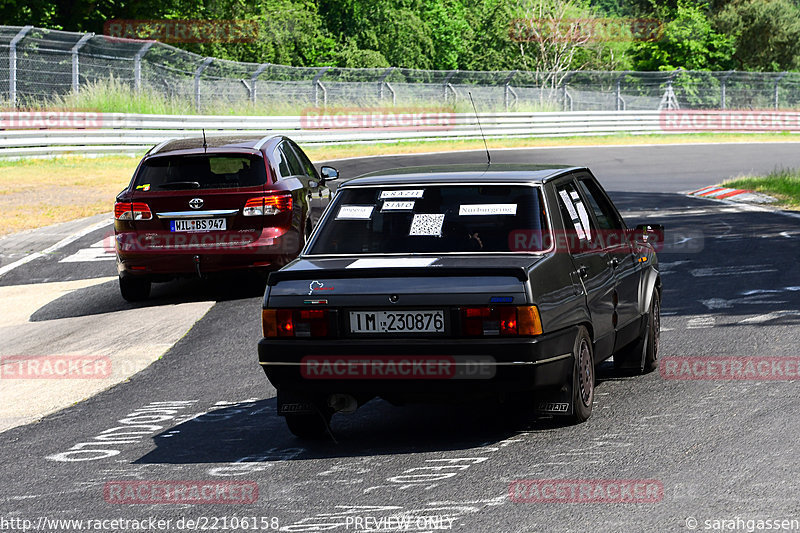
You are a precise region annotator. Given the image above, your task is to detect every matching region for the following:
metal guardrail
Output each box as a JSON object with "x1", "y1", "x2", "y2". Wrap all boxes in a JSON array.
[{"x1": 0, "y1": 110, "x2": 794, "y2": 158}]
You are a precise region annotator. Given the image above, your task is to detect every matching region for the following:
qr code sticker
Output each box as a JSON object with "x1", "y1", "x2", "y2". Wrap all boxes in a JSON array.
[{"x1": 409, "y1": 213, "x2": 445, "y2": 237}]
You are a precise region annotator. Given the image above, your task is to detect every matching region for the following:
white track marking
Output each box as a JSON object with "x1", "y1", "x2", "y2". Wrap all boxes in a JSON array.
[
  {"x1": 687, "y1": 316, "x2": 716, "y2": 329},
  {"x1": 0, "y1": 219, "x2": 112, "y2": 276},
  {"x1": 738, "y1": 311, "x2": 800, "y2": 325},
  {"x1": 59, "y1": 238, "x2": 116, "y2": 263},
  {"x1": 690, "y1": 265, "x2": 777, "y2": 277}
]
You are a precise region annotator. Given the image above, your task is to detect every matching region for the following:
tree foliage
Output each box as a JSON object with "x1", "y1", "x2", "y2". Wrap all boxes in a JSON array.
[{"x1": 1, "y1": 0, "x2": 799, "y2": 72}]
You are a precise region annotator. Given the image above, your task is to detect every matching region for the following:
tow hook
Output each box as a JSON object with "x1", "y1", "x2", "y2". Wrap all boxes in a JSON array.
[{"x1": 193, "y1": 255, "x2": 201, "y2": 277}]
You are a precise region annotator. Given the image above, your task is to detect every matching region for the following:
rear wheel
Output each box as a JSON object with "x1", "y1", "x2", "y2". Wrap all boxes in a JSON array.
[
  {"x1": 571, "y1": 326, "x2": 594, "y2": 424},
  {"x1": 119, "y1": 276, "x2": 151, "y2": 302},
  {"x1": 285, "y1": 412, "x2": 330, "y2": 439}
]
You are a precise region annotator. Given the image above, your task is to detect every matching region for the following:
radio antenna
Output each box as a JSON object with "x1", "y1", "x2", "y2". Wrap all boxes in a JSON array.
[
  {"x1": 202, "y1": 128, "x2": 208, "y2": 152},
  {"x1": 468, "y1": 91, "x2": 490, "y2": 166}
]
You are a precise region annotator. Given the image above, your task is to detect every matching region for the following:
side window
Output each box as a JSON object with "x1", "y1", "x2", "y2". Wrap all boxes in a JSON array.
[
  {"x1": 273, "y1": 145, "x2": 291, "y2": 178},
  {"x1": 288, "y1": 142, "x2": 316, "y2": 177},
  {"x1": 576, "y1": 178, "x2": 624, "y2": 230},
  {"x1": 281, "y1": 143, "x2": 305, "y2": 176},
  {"x1": 556, "y1": 182, "x2": 592, "y2": 243}
]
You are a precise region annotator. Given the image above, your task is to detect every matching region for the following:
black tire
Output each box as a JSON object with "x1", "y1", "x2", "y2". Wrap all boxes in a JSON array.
[
  {"x1": 614, "y1": 290, "x2": 660, "y2": 374},
  {"x1": 642, "y1": 291, "x2": 661, "y2": 373},
  {"x1": 571, "y1": 326, "x2": 594, "y2": 423},
  {"x1": 285, "y1": 412, "x2": 330, "y2": 439},
  {"x1": 119, "y1": 276, "x2": 151, "y2": 302}
]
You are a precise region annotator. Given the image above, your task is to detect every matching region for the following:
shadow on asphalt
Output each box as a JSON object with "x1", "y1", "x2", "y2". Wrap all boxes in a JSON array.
[
  {"x1": 131, "y1": 388, "x2": 612, "y2": 464},
  {"x1": 30, "y1": 273, "x2": 267, "y2": 321}
]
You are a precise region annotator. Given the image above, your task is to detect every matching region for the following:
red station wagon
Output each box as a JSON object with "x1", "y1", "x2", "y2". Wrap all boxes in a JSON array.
[{"x1": 113, "y1": 135, "x2": 338, "y2": 301}]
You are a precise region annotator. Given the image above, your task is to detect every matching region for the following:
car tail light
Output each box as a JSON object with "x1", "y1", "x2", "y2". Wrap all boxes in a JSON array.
[
  {"x1": 461, "y1": 306, "x2": 542, "y2": 336},
  {"x1": 262, "y1": 308, "x2": 329, "y2": 338},
  {"x1": 244, "y1": 193, "x2": 293, "y2": 216},
  {"x1": 114, "y1": 202, "x2": 152, "y2": 221}
]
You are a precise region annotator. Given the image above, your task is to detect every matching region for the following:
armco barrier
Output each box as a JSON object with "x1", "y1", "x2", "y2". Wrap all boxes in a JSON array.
[{"x1": 0, "y1": 110, "x2": 796, "y2": 158}]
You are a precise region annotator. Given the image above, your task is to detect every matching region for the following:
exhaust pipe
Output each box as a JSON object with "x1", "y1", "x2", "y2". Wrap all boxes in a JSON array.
[{"x1": 327, "y1": 394, "x2": 358, "y2": 414}]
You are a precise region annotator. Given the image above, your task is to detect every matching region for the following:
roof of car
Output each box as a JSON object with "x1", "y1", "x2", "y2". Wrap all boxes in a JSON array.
[
  {"x1": 341, "y1": 164, "x2": 582, "y2": 187},
  {"x1": 148, "y1": 135, "x2": 280, "y2": 156}
]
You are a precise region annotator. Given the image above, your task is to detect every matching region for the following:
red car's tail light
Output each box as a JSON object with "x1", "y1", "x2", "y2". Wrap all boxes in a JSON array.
[
  {"x1": 462, "y1": 306, "x2": 542, "y2": 336},
  {"x1": 244, "y1": 193, "x2": 293, "y2": 216},
  {"x1": 114, "y1": 202, "x2": 152, "y2": 221},
  {"x1": 262, "y1": 308, "x2": 329, "y2": 338}
]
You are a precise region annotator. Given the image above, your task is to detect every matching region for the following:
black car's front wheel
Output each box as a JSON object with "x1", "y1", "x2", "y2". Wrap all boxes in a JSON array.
[
  {"x1": 614, "y1": 290, "x2": 660, "y2": 374},
  {"x1": 571, "y1": 326, "x2": 594, "y2": 423},
  {"x1": 119, "y1": 276, "x2": 151, "y2": 302}
]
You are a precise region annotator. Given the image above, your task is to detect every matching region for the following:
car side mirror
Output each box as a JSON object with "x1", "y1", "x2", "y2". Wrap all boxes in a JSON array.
[
  {"x1": 320, "y1": 166, "x2": 339, "y2": 183},
  {"x1": 634, "y1": 223, "x2": 665, "y2": 245}
]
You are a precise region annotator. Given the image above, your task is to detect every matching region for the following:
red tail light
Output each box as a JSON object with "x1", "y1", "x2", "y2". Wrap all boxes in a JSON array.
[
  {"x1": 114, "y1": 202, "x2": 152, "y2": 221},
  {"x1": 263, "y1": 308, "x2": 329, "y2": 338},
  {"x1": 244, "y1": 193, "x2": 293, "y2": 216},
  {"x1": 462, "y1": 306, "x2": 542, "y2": 336}
]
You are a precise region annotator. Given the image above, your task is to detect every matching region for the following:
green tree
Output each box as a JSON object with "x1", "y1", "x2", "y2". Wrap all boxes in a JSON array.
[
  {"x1": 632, "y1": 0, "x2": 734, "y2": 70},
  {"x1": 714, "y1": 0, "x2": 800, "y2": 71}
]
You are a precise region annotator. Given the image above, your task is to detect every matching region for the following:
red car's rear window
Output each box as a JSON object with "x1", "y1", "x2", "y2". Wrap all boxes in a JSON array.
[{"x1": 135, "y1": 154, "x2": 267, "y2": 191}]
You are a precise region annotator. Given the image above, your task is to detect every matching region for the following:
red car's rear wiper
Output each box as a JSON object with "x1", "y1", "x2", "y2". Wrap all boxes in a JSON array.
[{"x1": 157, "y1": 181, "x2": 201, "y2": 189}]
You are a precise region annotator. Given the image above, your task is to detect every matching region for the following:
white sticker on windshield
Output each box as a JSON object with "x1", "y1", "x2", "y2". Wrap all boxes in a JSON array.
[
  {"x1": 575, "y1": 200, "x2": 593, "y2": 240},
  {"x1": 347, "y1": 258, "x2": 436, "y2": 269},
  {"x1": 459, "y1": 204, "x2": 517, "y2": 216},
  {"x1": 382, "y1": 200, "x2": 416, "y2": 211},
  {"x1": 380, "y1": 189, "x2": 425, "y2": 199},
  {"x1": 336, "y1": 205, "x2": 374, "y2": 220},
  {"x1": 409, "y1": 213, "x2": 445, "y2": 237}
]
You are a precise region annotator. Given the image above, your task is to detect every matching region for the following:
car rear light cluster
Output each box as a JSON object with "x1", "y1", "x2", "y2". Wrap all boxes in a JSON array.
[
  {"x1": 263, "y1": 308, "x2": 329, "y2": 338},
  {"x1": 244, "y1": 193, "x2": 293, "y2": 216},
  {"x1": 461, "y1": 305, "x2": 542, "y2": 336},
  {"x1": 114, "y1": 202, "x2": 152, "y2": 220}
]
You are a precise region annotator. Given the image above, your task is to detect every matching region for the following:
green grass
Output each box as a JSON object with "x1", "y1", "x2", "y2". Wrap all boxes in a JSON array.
[{"x1": 725, "y1": 168, "x2": 800, "y2": 209}]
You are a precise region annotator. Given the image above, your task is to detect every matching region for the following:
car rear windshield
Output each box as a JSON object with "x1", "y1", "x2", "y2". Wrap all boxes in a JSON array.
[
  {"x1": 135, "y1": 154, "x2": 267, "y2": 190},
  {"x1": 307, "y1": 185, "x2": 549, "y2": 254}
]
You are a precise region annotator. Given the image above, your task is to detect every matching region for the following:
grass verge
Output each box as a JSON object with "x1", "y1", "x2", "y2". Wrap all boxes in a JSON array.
[
  {"x1": 724, "y1": 168, "x2": 800, "y2": 209},
  {"x1": 2, "y1": 132, "x2": 800, "y2": 236}
]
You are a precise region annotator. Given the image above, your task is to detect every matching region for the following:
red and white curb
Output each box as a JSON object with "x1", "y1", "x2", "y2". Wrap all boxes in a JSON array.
[{"x1": 688, "y1": 186, "x2": 776, "y2": 204}]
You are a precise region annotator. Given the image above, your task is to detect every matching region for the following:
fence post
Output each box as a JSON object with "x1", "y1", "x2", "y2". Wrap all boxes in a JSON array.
[
  {"x1": 71, "y1": 32, "x2": 94, "y2": 93},
  {"x1": 8, "y1": 25, "x2": 33, "y2": 107},
  {"x1": 774, "y1": 72, "x2": 788, "y2": 109},
  {"x1": 503, "y1": 70, "x2": 517, "y2": 111},
  {"x1": 133, "y1": 41, "x2": 155, "y2": 92},
  {"x1": 720, "y1": 70, "x2": 734, "y2": 109},
  {"x1": 249, "y1": 63, "x2": 269, "y2": 104},
  {"x1": 560, "y1": 71, "x2": 575, "y2": 111},
  {"x1": 313, "y1": 67, "x2": 330, "y2": 108},
  {"x1": 194, "y1": 57, "x2": 213, "y2": 111},
  {"x1": 614, "y1": 72, "x2": 628, "y2": 111},
  {"x1": 378, "y1": 67, "x2": 395, "y2": 103},
  {"x1": 443, "y1": 70, "x2": 458, "y2": 104}
]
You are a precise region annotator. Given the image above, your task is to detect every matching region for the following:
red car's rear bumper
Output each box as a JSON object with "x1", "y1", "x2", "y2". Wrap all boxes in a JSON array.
[{"x1": 115, "y1": 227, "x2": 302, "y2": 276}]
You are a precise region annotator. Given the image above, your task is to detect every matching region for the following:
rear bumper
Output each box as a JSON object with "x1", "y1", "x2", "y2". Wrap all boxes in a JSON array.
[
  {"x1": 115, "y1": 227, "x2": 301, "y2": 276},
  {"x1": 257, "y1": 327, "x2": 577, "y2": 396}
]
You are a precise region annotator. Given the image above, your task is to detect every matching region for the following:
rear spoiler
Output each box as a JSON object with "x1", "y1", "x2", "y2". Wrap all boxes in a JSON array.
[{"x1": 267, "y1": 266, "x2": 530, "y2": 285}]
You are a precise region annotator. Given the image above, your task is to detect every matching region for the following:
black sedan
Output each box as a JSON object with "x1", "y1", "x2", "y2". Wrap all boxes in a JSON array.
[{"x1": 258, "y1": 164, "x2": 663, "y2": 438}]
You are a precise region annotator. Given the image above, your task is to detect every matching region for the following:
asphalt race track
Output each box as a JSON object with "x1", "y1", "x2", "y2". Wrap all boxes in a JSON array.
[{"x1": 2, "y1": 142, "x2": 800, "y2": 532}]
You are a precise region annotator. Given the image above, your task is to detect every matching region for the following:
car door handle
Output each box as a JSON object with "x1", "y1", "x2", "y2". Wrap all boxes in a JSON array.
[
  {"x1": 576, "y1": 265, "x2": 588, "y2": 278},
  {"x1": 608, "y1": 257, "x2": 620, "y2": 268}
]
